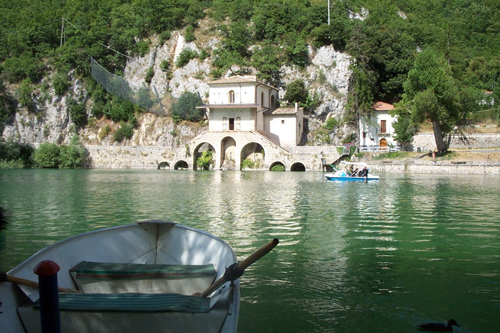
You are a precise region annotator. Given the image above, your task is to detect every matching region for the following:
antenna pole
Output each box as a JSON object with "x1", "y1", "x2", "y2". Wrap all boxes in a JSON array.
[
  {"x1": 60, "y1": 18, "x2": 64, "y2": 48},
  {"x1": 328, "y1": 0, "x2": 330, "y2": 25}
]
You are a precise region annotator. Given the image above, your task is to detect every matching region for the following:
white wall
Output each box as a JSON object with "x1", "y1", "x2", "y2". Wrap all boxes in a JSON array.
[
  {"x1": 209, "y1": 108, "x2": 256, "y2": 131},
  {"x1": 265, "y1": 115, "x2": 297, "y2": 149},
  {"x1": 359, "y1": 111, "x2": 397, "y2": 147},
  {"x1": 209, "y1": 83, "x2": 257, "y2": 105}
]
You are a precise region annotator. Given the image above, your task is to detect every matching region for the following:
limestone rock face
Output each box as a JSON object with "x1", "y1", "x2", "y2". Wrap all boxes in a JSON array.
[{"x1": 2, "y1": 30, "x2": 353, "y2": 150}]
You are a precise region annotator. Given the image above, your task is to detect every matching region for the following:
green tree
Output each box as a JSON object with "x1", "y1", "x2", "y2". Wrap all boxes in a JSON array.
[
  {"x1": 172, "y1": 91, "x2": 204, "y2": 122},
  {"x1": 401, "y1": 49, "x2": 461, "y2": 152},
  {"x1": 284, "y1": 80, "x2": 308, "y2": 105},
  {"x1": 391, "y1": 99, "x2": 418, "y2": 151},
  {"x1": 251, "y1": 44, "x2": 282, "y2": 86}
]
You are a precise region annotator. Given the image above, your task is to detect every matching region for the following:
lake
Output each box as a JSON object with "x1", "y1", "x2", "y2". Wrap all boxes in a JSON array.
[{"x1": 1, "y1": 169, "x2": 499, "y2": 332}]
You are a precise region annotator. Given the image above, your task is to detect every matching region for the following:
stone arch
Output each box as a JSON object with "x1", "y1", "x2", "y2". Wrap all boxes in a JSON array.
[
  {"x1": 174, "y1": 160, "x2": 189, "y2": 170},
  {"x1": 241, "y1": 142, "x2": 265, "y2": 170},
  {"x1": 221, "y1": 136, "x2": 237, "y2": 170},
  {"x1": 158, "y1": 161, "x2": 170, "y2": 170},
  {"x1": 194, "y1": 142, "x2": 216, "y2": 170},
  {"x1": 290, "y1": 162, "x2": 306, "y2": 171},
  {"x1": 269, "y1": 161, "x2": 286, "y2": 171}
]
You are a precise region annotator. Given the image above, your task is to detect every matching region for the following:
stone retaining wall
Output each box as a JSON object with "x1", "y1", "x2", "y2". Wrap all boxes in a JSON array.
[
  {"x1": 369, "y1": 161, "x2": 500, "y2": 175},
  {"x1": 86, "y1": 145, "x2": 172, "y2": 169},
  {"x1": 413, "y1": 133, "x2": 500, "y2": 151}
]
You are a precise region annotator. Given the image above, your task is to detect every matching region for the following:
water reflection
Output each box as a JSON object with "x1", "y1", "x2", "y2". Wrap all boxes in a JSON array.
[{"x1": 1, "y1": 170, "x2": 500, "y2": 332}]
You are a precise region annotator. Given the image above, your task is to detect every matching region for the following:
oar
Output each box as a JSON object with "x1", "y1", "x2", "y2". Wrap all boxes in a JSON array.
[
  {"x1": 200, "y1": 238, "x2": 279, "y2": 298},
  {"x1": 0, "y1": 272, "x2": 80, "y2": 293}
]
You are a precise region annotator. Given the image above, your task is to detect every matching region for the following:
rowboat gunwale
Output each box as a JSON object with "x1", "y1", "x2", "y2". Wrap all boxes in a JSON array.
[{"x1": 0, "y1": 220, "x2": 240, "y2": 333}]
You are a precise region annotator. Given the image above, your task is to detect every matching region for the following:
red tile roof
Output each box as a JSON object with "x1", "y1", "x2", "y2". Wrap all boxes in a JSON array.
[{"x1": 372, "y1": 101, "x2": 394, "y2": 111}]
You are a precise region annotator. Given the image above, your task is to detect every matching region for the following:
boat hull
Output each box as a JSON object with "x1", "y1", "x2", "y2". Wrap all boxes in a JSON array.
[
  {"x1": 325, "y1": 175, "x2": 379, "y2": 181},
  {"x1": 0, "y1": 220, "x2": 239, "y2": 333}
]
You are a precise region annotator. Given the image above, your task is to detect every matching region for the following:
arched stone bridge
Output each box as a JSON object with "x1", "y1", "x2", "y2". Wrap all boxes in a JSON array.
[{"x1": 162, "y1": 131, "x2": 345, "y2": 171}]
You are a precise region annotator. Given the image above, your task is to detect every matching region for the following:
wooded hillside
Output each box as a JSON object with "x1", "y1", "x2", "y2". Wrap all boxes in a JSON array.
[{"x1": 1, "y1": 0, "x2": 499, "y2": 133}]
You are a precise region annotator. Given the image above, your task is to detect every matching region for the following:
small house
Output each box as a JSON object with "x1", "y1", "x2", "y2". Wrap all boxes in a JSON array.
[{"x1": 359, "y1": 101, "x2": 397, "y2": 149}]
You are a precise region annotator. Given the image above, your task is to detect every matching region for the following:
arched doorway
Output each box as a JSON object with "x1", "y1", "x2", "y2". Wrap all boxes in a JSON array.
[
  {"x1": 290, "y1": 162, "x2": 306, "y2": 171},
  {"x1": 269, "y1": 161, "x2": 286, "y2": 171},
  {"x1": 380, "y1": 138, "x2": 388, "y2": 150},
  {"x1": 221, "y1": 136, "x2": 237, "y2": 170},
  {"x1": 194, "y1": 142, "x2": 216, "y2": 170},
  {"x1": 158, "y1": 161, "x2": 169, "y2": 170},
  {"x1": 174, "y1": 160, "x2": 188, "y2": 170},
  {"x1": 241, "y1": 142, "x2": 265, "y2": 170}
]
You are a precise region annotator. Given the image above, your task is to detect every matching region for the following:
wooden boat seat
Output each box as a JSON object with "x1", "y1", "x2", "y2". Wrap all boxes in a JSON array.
[
  {"x1": 70, "y1": 261, "x2": 217, "y2": 295},
  {"x1": 35, "y1": 293, "x2": 211, "y2": 313}
]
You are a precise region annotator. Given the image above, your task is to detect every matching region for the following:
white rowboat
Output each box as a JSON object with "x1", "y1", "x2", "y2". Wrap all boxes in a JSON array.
[{"x1": 0, "y1": 220, "x2": 277, "y2": 332}]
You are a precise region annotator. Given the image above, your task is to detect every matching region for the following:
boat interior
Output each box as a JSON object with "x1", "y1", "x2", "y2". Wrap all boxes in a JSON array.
[{"x1": 3, "y1": 221, "x2": 240, "y2": 333}]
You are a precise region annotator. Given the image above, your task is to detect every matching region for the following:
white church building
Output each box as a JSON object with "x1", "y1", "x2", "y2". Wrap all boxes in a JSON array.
[
  {"x1": 167, "y1": 75, "x2": 344, "y2": 171},
  {"x1": 201, "y1": 75, "x2": 303, "y2": 150}
]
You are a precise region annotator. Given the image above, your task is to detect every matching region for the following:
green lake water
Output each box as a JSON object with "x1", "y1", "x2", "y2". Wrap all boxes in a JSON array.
[{"x1": 0, "y1": 169, "x2": 499, "y2": 332}]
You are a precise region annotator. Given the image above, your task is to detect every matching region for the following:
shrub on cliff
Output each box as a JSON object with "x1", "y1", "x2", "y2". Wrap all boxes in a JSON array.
[
  {"x1": 172, "y1": 91, "x2": 204, "y2": 122},
  {"x1": 113, "y1": 122, "x2": 134, "y2": 142},
  {"x1": 67, "y1": 97, "x2": 87, "y2": 129}
]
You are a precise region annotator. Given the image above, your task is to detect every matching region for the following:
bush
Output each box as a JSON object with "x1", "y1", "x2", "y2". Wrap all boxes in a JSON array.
[
  {"x1": 160, "y1": 60, "x2": 170, "y2": 72},
  {"x1": 67, "y1": 97, "x2": 87, "y2": 129},
  {"x1": 53, "y1": 73, "x2": 70, "y2": 96},
  {"x1": 0, "y1": 80, "x2": 16, "y2": 131},
  {"x1": 113, "y1": 122, "x2": 134, "y2": 142},
  {"x1": 0, "y1": 139, "x2": 34, "y2": 168},
  {"x1": 105, "y1": 98, "x2": 136, "y2": 122},
  {"x1": 185, "y1": 25, "x2": 195, "y2": 42},
  {"x1": 175, "y1": 49, "x2": 198, "y2": 68},
  {"x1": 99, "y1": 124, "x2": 112, "y2": 140},
  {"x1": 16, "y1": 79, "x2": 35, "y2": 112},
  {"x1": 91, "y1": 101, "x2": 105, "y2": 119},
  {"x1": 196, "y1": 150, "x2": 213, "y2": 170},
  {"x1": 145, "y1": 67, "x2": 154, "y2": 85},
  {"x1": 32, "y1": 138, "x2": 87, "y2": 169},
  {"x1": 242, "y1": 158, "x2": 256, "y2": 169},
  {"x1": 34, "y1": 143, "x2": 60, "y2": 168},
  {"x1": 58, "y1": 136, "x2": 87, "y2": 168},
  {"x1": 324, "y1": 117, "x2": 338, "y2": 131}
]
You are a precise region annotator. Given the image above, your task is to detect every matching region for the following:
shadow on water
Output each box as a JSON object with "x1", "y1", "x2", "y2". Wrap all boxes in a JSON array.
[{"x1": 0, "y1": 206, "x2": 8, "y2": 231}]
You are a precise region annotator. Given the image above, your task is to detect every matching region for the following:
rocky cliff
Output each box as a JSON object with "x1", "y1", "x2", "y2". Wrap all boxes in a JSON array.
[{"x1": 2, "y1": 28, "x2": 354, "y2": 153}]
